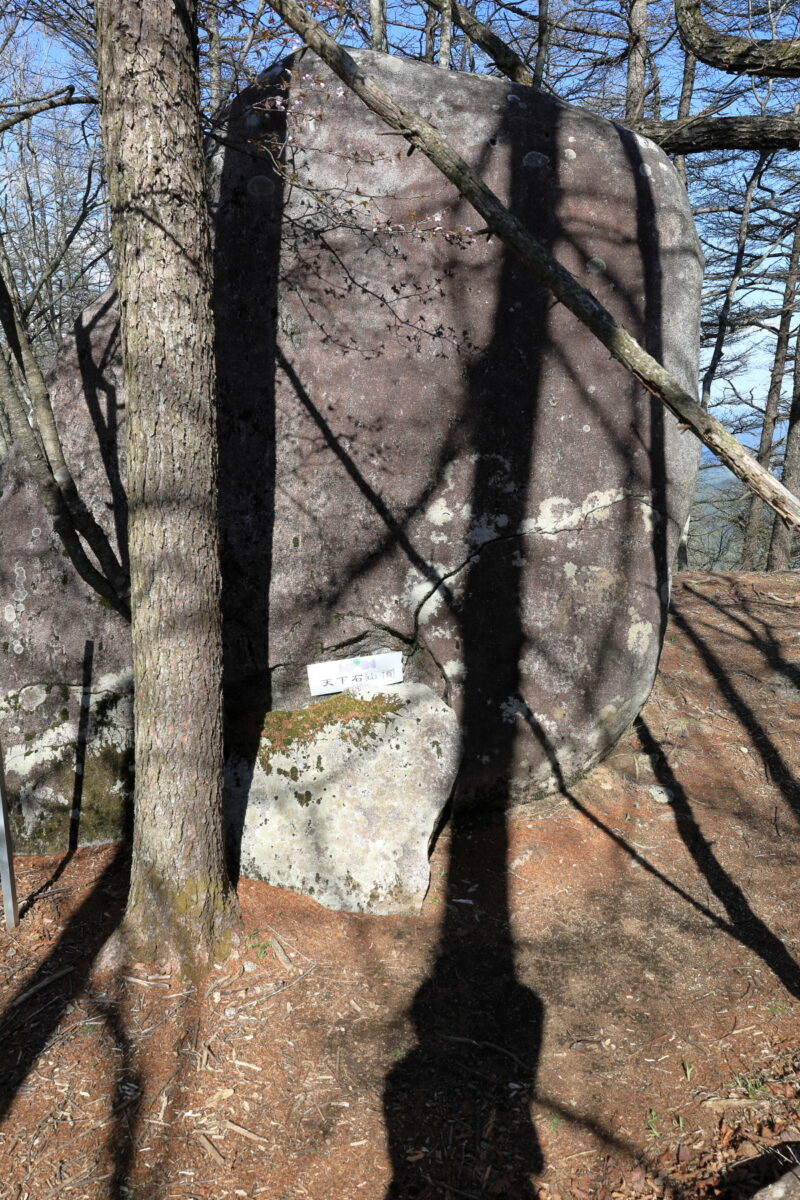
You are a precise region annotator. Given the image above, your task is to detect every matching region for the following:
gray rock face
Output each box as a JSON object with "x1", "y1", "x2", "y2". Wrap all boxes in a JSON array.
[
  {"x1": 214, "y1": 50, "x2": 702, "y2": 808},
  {"x1": 1, "y1": 51, "x2": 702, "y2": 867},
  {"x1": 751, "y1": 1170, "x2": 800, "y2": 1200},
  {"x1": 227, "y1": 683, "x2": 459, "y2": 913},
  {"x1": 0, "y1": 295, "x2": 133, "y2": 853}
]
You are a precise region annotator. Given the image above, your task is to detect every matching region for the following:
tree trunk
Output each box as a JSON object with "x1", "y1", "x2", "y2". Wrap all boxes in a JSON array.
[
  {"x1": 741, "y1": 215, "x2": 800, "y2": 569},
  {"x1": 369, "y1": 0, "x2": 387, "y2": 53},
  {"x1": 438, "y1": 3, "x2": 452, "y2": 68},
  {"x1": 673, "y1": 50, "x2": 695, "y2": 187},
  {"x1": 424, "y1": 4, "x2": 437, "y2": 63},
  {"x1": 700, "y1": 155, "x2": 766, "y2": 411},
  {"x1": 95, "y1": 0, "x2": 236, "y2": 973},
  {"x1": 207, "y1": 0, "x2": 224, "y2": 114},
  {"x1": 625, "y1": 0, "x2": 648, "y2": 122},
  {"x1": 767, "y1": 342, "x2": 800, "y2": 570},
  {"x1": 533, "y1": 0, "x2": 550, "y2": 90}
]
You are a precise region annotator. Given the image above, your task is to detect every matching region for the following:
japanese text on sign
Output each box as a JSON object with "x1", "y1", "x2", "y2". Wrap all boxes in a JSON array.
[{"x1": 307, "y1": 651, "x2": 403, "y2": 697}]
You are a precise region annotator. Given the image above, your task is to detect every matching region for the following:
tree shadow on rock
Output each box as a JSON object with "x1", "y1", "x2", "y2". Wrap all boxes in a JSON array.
[
  {"x1": 212, "y1": 74, "x2": 286, "y2": 881},
  {"x1": 382, "y1": 87, "x2": 559, "y2": 1200}
]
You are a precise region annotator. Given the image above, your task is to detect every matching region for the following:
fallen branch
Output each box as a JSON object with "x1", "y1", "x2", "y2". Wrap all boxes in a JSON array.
[{"x1": 261, "y1": 2, "x2": 800, "y2": 532}]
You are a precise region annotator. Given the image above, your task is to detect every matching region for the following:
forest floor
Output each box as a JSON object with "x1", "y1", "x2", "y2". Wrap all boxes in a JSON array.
[{"x1": 1, "y1": 571, "x2": 799, "y2": 1200}]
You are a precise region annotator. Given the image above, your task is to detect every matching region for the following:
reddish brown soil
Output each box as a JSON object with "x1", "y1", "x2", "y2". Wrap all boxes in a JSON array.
[{"x1": 1, "y1": 571, "x2": 799, "y2": 1200}]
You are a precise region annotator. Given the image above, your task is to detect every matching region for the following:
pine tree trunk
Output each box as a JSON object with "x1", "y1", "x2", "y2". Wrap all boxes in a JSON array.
[
  {"x1": 767, "y1": 344, "x2": 800, "y2": 571},
  {"x1": 95, "y1": 0, "x2": 236, "y2": 973},
  {"x1": 625, "y1": 0, "x2": 648, "y2": 121},
  {"x1": 741, "y1": 216, "x2": 800, "y2": 569}
]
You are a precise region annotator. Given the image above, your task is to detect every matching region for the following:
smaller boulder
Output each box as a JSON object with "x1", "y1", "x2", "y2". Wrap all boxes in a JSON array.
[
  {"x1": 751, "y1": 1170, "x2": 800, "y2": 1200},
  {"x1": 227, "y1": 683, "x2": 460, "y2": 914}
]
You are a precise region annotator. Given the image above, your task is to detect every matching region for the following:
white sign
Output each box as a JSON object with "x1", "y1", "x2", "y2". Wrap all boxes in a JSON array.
[{"x1": 307, "y1": 651, "x2": 404, "y2": 697}]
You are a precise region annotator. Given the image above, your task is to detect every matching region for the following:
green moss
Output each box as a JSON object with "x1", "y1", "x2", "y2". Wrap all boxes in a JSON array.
[
  {"x1": 257, "y1": 691, "x2": 402, "y2": 776},
  {"x1": 261, "y1": 692, "x2": 401, "y2": 752}
]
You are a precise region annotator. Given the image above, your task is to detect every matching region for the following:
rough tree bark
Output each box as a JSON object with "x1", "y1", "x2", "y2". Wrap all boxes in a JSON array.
[
  {"x1": 532, "y1": 0, "x2": 550, "y2": 90},
  {"x1": 94, "y1": 0, "x2": 237, "y2": 972},
  {"x1": 369, "y1": 0, "x2": 387, "y2": 53},
  {"x1": 625, "y1": 0, "x2": 648, "y2": 122},
  {"x1": 264, "y1": 0, "x2": 800, "y2": 533}
]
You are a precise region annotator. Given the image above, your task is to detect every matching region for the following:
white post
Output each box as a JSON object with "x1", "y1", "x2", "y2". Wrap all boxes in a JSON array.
[{"x1": 0, "y1": 735, "x2": 19, "y2": 931}]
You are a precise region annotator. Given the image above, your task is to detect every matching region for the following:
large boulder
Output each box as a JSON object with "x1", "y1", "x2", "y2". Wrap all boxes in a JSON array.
[
  {"x1": 0, "y1": 52, "x2": 702, "y2": 888},
  {"x1": 213, "y1": 50, "x2": 702, "y2": 810}
]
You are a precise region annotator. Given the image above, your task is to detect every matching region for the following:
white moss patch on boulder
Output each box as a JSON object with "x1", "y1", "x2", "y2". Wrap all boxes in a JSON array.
[{"x1": 228, "y1": 682, "x2": 460, "y2": 914}]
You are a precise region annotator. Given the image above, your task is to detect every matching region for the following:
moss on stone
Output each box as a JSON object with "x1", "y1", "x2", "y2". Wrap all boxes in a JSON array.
[
  {"x1": 259, "y1": 691, "x2": 402, "y2": 761},
  {"x1": 7, "y1": 744, "x2": 134, "y2": 854}
]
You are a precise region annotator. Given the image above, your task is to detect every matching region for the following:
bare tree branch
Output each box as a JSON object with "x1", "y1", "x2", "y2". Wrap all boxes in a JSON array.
[
  {"x1": 420, "y1": 0, "x2": 800, "y2": 152},
  {"x1": 0, "y1": 242, "x2": 130, "y2": 616},
  {"x1": 424, "y1": 0, "x2": 534, "y2": 85},
  {"x1": 636, "y1": 112, "x2": 800, "y2": 154},
  {"x1": 0, "y1": 87, "x2": 97, "y2": 135},
  {"x1": 675, "y1": 0, "x2": 800, "y2": 78}
]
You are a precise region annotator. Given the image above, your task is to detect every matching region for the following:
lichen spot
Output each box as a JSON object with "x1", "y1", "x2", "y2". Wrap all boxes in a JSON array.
[
  {"x1": 627, "y1": 613, "x2": 653, "y2": 656},
  {"x1": 563, "y1": 562, "x2": 578, "y2": 580},
  {"x1": 598, "y1": 703, "x2": 617, "y2": 726},
  {"x1": 3, "y1": 605, "x2": 15, "y2": 625},
  {"x1": 425, "y1": 497, "x2": 453, "y2": 526},
  {"x1": 523, "y1": 150, "x2": 550, "y2": 171}
]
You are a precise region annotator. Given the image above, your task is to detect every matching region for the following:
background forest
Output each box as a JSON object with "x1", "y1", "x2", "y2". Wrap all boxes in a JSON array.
[{"x1": 1, "y1": 0, "x2": 799, "y2": 571}]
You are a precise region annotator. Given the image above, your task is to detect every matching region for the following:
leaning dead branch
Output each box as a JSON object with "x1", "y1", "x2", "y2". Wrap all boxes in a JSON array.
[{"x1": 265, "y1": 0, "x2": 800, "y2": 533}]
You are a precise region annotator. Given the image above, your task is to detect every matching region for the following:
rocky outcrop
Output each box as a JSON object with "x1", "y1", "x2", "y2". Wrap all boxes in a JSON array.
[
  {"x1": 227, "y1": 684, "x2": 460, "y2": 913},
  {"x1": 0, "y1": 52, "x2": 702, "y2": 903}
]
